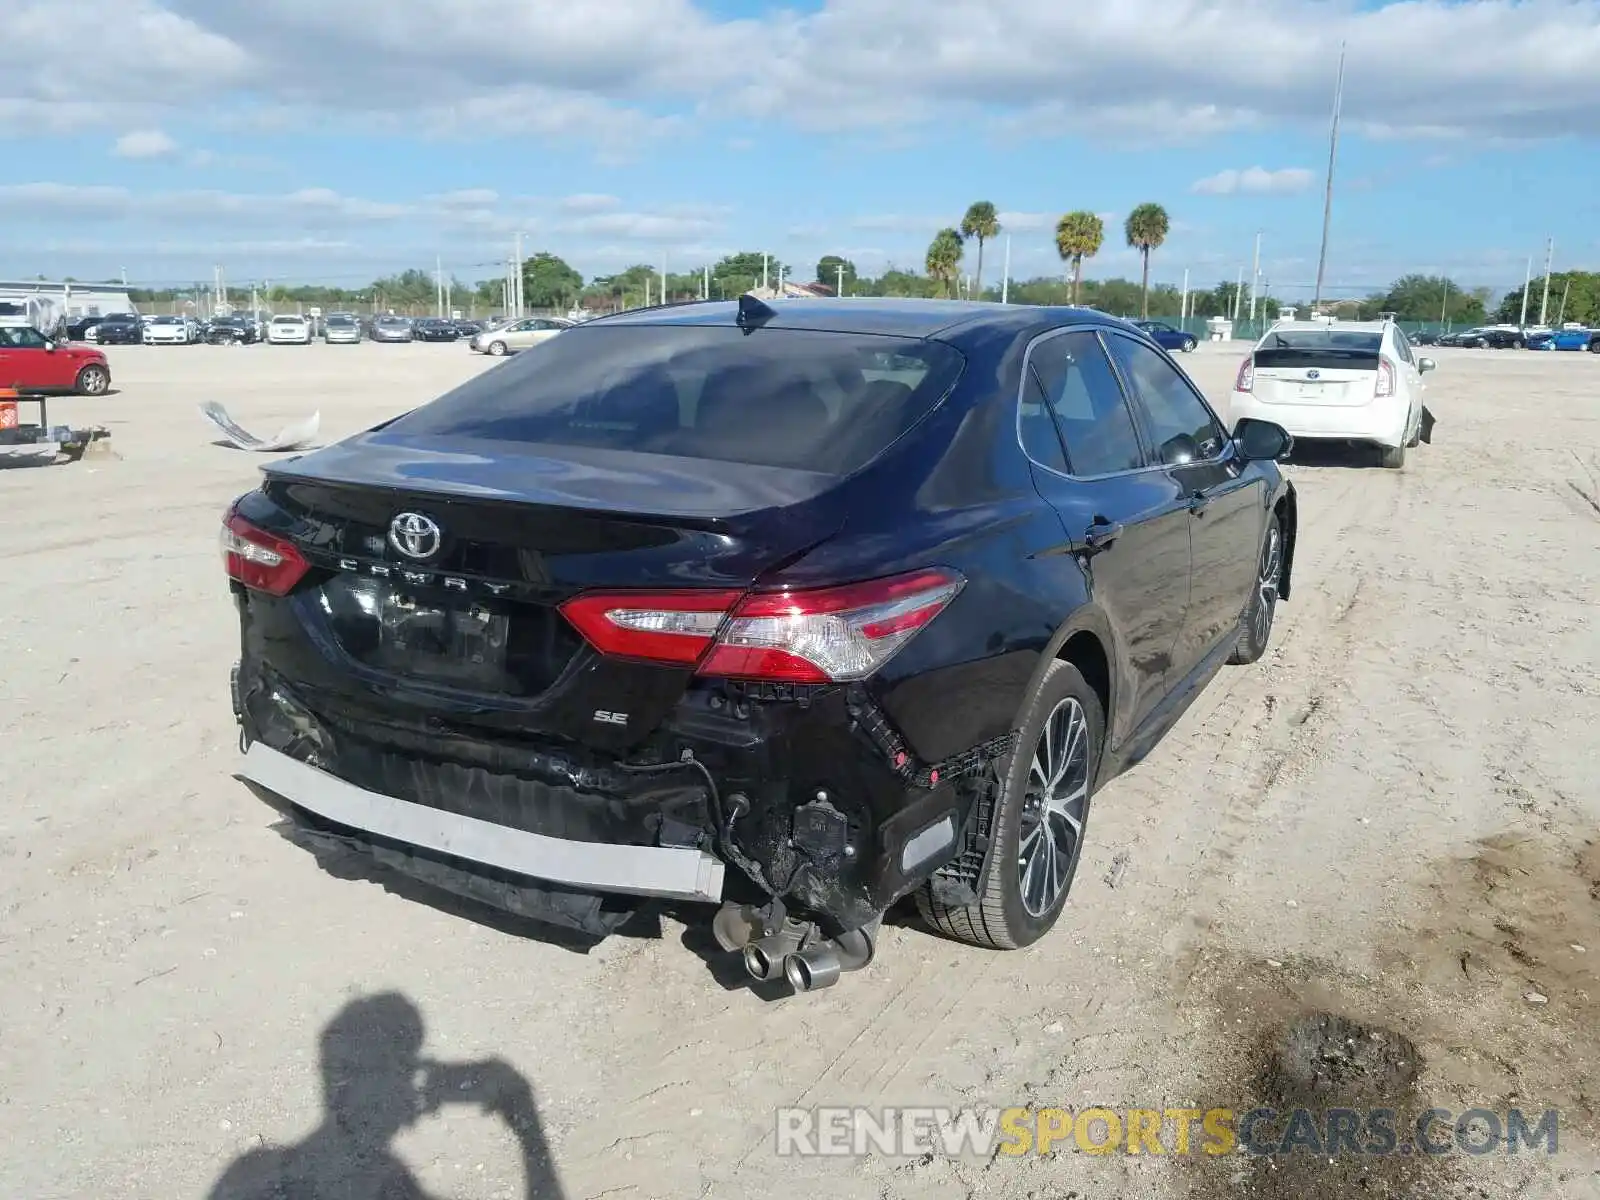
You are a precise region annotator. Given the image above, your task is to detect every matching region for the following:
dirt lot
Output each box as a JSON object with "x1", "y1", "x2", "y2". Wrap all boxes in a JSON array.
[{"x1": 2, "y1": 339, "x2": 1597, "y2": 1200}]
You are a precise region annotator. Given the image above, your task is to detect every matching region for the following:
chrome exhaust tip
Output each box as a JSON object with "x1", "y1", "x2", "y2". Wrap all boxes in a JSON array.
[
  {"x1": 783, "y1": 945, "x2": 842, "y2": 992},
  {"x1": 742, "y1": 942, "x2": 785, "y2": 983}
]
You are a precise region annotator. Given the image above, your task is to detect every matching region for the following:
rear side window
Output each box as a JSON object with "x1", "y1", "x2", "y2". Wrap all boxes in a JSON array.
[
  {"x1": 1104, "y1": 335, "x2": 1228, "y2": 464},
  {"x1": 1026, "y1": 331, "x2": 1146, "y2": 476},
  {"x1": 1253, "y1": 328, "x2": 1381, "y2": 371},
  {"x1": 386, "y1": 325, "x2": 966, "y2": 475}
]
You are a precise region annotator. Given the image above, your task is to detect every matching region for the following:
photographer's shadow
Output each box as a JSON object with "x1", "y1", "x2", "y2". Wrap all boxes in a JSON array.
[{"x1": 208, "y1": 992, "x2": 564, "y2": 1199}]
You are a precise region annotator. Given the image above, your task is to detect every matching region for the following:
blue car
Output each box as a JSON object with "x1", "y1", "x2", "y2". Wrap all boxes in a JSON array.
[
  {"x1": 219, "y1": 296, "x2": 1296, "y2": 987},
  {"x1": 1131, "y1": 320, "x2": 1198, "y2": 353},
  {"x1": 1530, "y1": 327, "x2": 1600, "y2": 352}
]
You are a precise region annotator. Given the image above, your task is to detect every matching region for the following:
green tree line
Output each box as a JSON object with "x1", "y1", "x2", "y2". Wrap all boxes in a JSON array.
[{"x1": 126, "y1": 248, "x2": 1592, "y2": 328}]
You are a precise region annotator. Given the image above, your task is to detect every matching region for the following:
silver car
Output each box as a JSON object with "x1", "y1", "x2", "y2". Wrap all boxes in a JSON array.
[
  {"x1": 370, "y1": 315, "x2": 414, "y2": 343},
  {"x1": 470, "y1": 315, "x2": 573, "y2": 356},
  {"x1": 324, "y1": 314, "x2": 362, "y2": 344}
]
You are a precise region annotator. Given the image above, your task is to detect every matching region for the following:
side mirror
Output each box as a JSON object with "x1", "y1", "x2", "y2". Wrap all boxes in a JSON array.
[
  {"x1": 43, "y1": 340, "x2": 56, "y2": 352},
  {"x1": 1233, "y1": 417, "x2": 1293, "y2": 462},
  {"x1": 1417, "y1": 357, "x2": 1436, "y2": 373}
]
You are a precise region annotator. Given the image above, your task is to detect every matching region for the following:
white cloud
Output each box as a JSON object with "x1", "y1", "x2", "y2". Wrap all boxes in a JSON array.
[
  {"x1": 429, "y1": 189, "x2": 500, "y2": 207},
  {"x1": 113, "y1": 129, "x2": 180, "y2": 159},
  {"x1": 555, "y1": 211, "x2": 718, "y2": 241},
  {"x1": 996, "y1": 211, "x2": 1053, "y2": 232},
  {"x1": 559, "y1": 194, "x2": 622, "y2": 214},
  {"x1": 1190, "y1": 167, "x2": 1316, "y2": 196},
  {"x1": 4, "y1": 0, "x2": 1592, "y2": 148}
]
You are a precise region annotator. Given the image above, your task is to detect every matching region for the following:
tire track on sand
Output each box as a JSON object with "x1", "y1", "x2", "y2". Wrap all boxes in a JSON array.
[{"x1": 1163, "y1": 465, "x2": 1413, "y2": 993}]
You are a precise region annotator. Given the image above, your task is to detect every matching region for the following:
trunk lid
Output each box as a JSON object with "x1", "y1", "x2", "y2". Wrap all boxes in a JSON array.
[
  {"x1": 248, "y1": 431, "x2": 845, "y2": 748},
  {"x1": 1249, "y1": 346, "x2": 1380, "y2": 408}
]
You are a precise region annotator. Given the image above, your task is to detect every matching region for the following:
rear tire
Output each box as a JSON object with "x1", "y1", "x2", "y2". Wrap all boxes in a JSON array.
[
  {"x1": 1229, "y1": 513, "x2": 1284, "y2": 665},
  {"x1": 916, "y1": 659, "x2": 1101, "y2": 950},
  {"x1": 1181, "y1": 337, "x2": 1196, "y2": 352},
  {"x1": 1379, "y1": 443, "x2": 1406, "y2": 470},
  {"x1": 74, "y1": 364, "x2": 110, "y2": 396}
]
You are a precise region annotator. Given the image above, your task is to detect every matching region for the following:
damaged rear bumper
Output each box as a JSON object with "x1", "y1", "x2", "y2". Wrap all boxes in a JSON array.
[
  {"x1": 231, "y1": 656, "x2": 1008, "y2": 937},
  {"x1": 238, "y1": 742, "x2": 727, "y2": 902}
]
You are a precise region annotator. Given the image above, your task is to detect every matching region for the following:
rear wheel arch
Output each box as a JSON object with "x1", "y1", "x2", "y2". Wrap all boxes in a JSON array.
[{"x1": 1023, "y1": 606, "x2": 1120, "y2": 767}]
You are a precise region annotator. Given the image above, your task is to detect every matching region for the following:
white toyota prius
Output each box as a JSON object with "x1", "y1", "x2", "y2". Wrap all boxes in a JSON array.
[{"x1": 1230, "y1": 319, "x2": 1433, "y2": 469}]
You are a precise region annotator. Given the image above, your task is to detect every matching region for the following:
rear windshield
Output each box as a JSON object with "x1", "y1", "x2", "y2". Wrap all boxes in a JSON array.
[
  {"x1": 1254, "y1": 329, "x2": 1381, "y2": 370},
  {"x1": 385, "y1": 325, "x2": 966, "y2": 474}
]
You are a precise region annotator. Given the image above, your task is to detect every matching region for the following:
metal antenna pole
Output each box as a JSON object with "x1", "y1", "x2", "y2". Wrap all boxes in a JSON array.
[{"x1": 1312, "y1": 41, "x2": 1346, "y2": 310}]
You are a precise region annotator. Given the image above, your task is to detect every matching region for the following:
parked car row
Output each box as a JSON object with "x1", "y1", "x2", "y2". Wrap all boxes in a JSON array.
[
  {"x1": 1411, "y1": 323, "x2": 1600, "y2": 352},
  {"x1": 62, "y1": 311, "x2": 515, "y2": 349}
]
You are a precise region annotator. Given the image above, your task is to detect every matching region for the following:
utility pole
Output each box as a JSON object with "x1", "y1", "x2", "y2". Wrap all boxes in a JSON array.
[
  {"x1": 1248, "y1": 232, "x2": 1261, "y2": 320},
  {"x1": 1518, "y1": 256, "x2": 1532, "y2": 328},
  {"x1": 1180, "y1": 267, "x2": 1190, "y2": 325},
  {"x1": 762, "y1": 254, "x2": 769, "y2": 293},
  {"x1": 836, "y1": 263, "x2": 845, "y2": 298},
  {"x1": 1538, "y1": 236, "x2": 1554, "y2": 326},
  {"x1": 1312, "y1": 41, "x2": 1346, "y2": 310},
  {"x1": 1232, "y1": 266, "x2": 1244, "y2": 322},
  {"x1": 1557, "y1": 279, "x2": 1571, "y2": 325},
  {"x1": 1001, "y1": 236, "x2": 1011, "y2": 304},
  {"x1": 661, "y1": 260, "x2": 668, "y2": 305},
  {"x1": 1439, "y1": 277, "x2": 1450, "y2": 328},
  {"x1": 512, "y1": 233, "x2": 524, "y2": 318},
  {"x1": 435, "y1": 254, "x2": 443, "y2": 317},
  {"x1": 703, "y1": 264, "x2": 709, "y2": 300}
]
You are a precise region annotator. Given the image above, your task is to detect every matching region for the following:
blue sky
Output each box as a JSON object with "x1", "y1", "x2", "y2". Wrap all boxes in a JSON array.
[{"x1": 3, "y1": 0, "x2": 1598, "y2": 301}]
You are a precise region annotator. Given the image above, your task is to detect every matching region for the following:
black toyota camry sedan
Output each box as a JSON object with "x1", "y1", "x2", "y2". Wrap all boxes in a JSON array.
[{"x1": 222, "y1": 296, "x2": 1297, "y2": 994}]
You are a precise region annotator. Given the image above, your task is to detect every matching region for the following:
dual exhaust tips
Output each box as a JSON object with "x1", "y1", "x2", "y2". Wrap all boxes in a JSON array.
[{"x1": 714, "y1": 905, "x2": 877, "y2": 993}]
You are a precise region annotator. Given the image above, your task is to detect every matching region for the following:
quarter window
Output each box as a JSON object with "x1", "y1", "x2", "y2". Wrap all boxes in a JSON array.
[
  {"x1": 1026, "y1": 330, "x2": 1146, "y2": 476},
  {"x1": 1104, "y1": 335, "x2": 1228, "y2": 465}
]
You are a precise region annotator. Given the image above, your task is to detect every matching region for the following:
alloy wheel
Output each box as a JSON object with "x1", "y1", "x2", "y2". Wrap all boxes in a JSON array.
[
  {"x1": 1254, "y1": 524, "x2": 1283, "y2": 645},
  {"x1": 1017, "y1": 697, "x2": 1090, "y2": 917}
]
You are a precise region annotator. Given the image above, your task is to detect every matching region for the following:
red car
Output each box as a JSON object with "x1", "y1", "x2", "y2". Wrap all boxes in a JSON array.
[{"x1": 0, "y1": 324, "x2": 112, "y2": 395}]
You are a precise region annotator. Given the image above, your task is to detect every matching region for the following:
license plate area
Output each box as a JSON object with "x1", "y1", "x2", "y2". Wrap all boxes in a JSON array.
[{"x1": 379, "y1": 593, "x2": 510, "y2": 673}]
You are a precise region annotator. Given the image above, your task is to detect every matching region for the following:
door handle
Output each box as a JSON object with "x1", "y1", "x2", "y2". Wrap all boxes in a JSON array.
[
  {"x1": 1083, "y1": 518, "x2": 1124, "y2": 552},
  {"x1": 1187, "y1": 490, "x2": 1211, "y2": 515}
]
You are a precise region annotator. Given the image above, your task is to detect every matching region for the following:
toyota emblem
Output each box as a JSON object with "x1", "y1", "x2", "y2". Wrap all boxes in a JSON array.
[
  {"x1": 388, "y1": 512, "x2": 442, "y2": 560},
  {"x1": 1306, "y1": 369, "x2": 1321, "y2": 380}
]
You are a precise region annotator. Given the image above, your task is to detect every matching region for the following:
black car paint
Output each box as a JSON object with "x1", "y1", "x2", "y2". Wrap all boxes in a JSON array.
[{"x1": 228, "y1": 299, "x2": 1295, "y2": 937}]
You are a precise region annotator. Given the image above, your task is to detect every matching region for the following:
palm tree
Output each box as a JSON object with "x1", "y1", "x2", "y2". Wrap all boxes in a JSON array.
[
  {"x1": 925, "y1": 228, "x2": 964, "y2": 298},
  {"x1": 959, "y1": 202, "x2": 1000, "y2": 297},
  {"x1": 1054, "y1": 211, "x2": 1104, "y2": 306},
  {"x1": 1124, "y1": 203, "x2": 1171, "y2": 318}
]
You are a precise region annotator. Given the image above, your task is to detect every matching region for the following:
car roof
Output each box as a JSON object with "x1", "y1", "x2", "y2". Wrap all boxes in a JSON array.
[
  {"x1": 582, "y1": 296, "x2": 1122, "y2": 341},
  {"x1": 1269, "y1": 319, "x2": 1389, "y2": 333}
]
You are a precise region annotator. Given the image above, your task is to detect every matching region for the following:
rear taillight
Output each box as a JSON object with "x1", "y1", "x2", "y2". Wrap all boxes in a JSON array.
[
  {"x1": 221, "y1": 511, "x2": 310, "y2": 596},
  {"x1": 559, "y1": 568, "x2": 965, "y2": 684},
  {"x1": 1374, "y1": 357, "x2": 1395, "y2": 398},
  {"x1": 1235, "y1": 356, "x2": 1254, "y2": 393}
]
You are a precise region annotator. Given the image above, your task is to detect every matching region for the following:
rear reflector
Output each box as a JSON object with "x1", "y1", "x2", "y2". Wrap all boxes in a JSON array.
[
  {"x1": 221, "y1": 510, "x2": 310, "y2": 596},
  {"x1": 558, "y1": 568, "x2": 965, "y2": 683}
]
